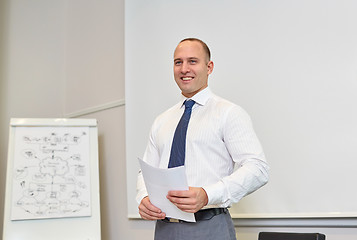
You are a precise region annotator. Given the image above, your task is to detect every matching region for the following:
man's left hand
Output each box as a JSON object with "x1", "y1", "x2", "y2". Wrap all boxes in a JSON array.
[{"x1": 167, "y1": 187, "x2": 208, "y2": 213}]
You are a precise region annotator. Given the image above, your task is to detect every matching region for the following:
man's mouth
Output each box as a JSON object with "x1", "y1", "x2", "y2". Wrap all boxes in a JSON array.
[{"x1": 182, "y1": 77, "x2": 193, "y2": 81}]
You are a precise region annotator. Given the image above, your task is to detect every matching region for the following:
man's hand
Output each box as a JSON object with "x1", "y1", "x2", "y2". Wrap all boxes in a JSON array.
[
  {"x1": 166, "y1": 187, "x2": 208, "y2": 213},
  {"x1": 138, "y1": 196, "x2": 166, "y2": 220}
]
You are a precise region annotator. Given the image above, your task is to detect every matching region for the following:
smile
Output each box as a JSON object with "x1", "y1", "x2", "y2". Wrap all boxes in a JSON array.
[{"x1": 182, "y1": 77, "x2": 193, "y2": 81}]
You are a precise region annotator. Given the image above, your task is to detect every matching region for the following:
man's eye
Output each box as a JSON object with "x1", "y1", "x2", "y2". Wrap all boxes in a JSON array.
[
  {"x1": 175, "y1": 61, "x2": 182, "y2": 65},
  {"x1": 190, "y1": 60, "x2": 197, "y2": 64}
]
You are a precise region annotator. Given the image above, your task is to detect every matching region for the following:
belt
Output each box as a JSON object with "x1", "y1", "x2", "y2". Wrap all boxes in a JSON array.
[{"x1": 162, "y1": 208, "x2": 228, "y2": 223}]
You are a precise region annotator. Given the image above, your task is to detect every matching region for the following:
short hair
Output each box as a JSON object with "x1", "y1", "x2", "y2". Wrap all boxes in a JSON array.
[{"x1": 179, "y1": 38, "x2": 211, "y2": 62}]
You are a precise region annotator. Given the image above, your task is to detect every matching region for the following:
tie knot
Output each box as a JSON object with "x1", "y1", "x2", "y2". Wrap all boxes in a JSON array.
[{"x1": 184, "y1": 100, "x2": 195, "y2": 109}]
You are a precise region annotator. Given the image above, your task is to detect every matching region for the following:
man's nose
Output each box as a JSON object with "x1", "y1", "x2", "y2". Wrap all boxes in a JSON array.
[{"x1": 181, "y1": 62, "x2": 190, "y2": 73}]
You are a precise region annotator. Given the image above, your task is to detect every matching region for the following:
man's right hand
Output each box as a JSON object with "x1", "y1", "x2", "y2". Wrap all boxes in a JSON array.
[{"x1": 138, "y1": 196, "x2": 166, "y2": 220}]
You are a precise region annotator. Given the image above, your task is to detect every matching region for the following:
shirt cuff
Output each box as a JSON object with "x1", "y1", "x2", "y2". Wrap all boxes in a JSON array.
[
  {"x1": 202, "y1": 181, "x2": 229, "y2": 206},
  {"x1": 136, "y1": 189, "x2": 148, "y2": 204},
  {"x1": 136, "y1": 172, "x2": 148, "y2": 204}
]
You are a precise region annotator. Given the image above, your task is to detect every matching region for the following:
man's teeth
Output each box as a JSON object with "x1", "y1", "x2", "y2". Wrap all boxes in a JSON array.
[{"x1": 182, "y1": 77, "x2": 193, "y2": 80}]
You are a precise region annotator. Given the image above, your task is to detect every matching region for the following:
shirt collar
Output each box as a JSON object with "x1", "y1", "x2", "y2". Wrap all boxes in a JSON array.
[{"x1": 180, "y1": 87, "x2": 212, "y2": 107}]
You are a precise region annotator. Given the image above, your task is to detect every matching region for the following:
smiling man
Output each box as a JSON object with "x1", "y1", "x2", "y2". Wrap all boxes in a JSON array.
[
  {"x1": 136, "y1": 38, "x2": 269, "y2": 240},
  {"x1": 173, "y1": 39, "x2": 213, "y2": 98}
]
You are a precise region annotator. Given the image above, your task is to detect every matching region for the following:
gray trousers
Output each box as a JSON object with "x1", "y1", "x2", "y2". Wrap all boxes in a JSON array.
[{"x1": 154, "y1": 210, "x2": 236, "y2": 240}]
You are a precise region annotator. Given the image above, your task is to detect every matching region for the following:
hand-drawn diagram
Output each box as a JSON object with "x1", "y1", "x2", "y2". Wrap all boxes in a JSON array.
[{"x1": 11, "y1": 127, "x2": 91, "y2": 221}]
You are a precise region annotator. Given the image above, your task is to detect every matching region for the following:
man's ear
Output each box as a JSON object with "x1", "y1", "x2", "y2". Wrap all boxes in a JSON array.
[{"x1": 207, "y1": 61, "x2": 214, "y2": 75}]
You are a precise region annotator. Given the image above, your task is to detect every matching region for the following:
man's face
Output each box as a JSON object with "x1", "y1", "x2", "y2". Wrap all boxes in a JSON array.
[{"x1": 173, "y1": 41, "x2": 213, "y2": 98}]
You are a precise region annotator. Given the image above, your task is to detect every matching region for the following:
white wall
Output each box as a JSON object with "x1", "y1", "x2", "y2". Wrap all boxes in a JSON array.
[
  {"x1": 65, "y1": 0, "x2": 124, "y2": 114},
  {"x1": 125, "y1": 0, "x2": 357, "y2": 239},
  {"x1": 0, "y1": 1, "x2": 154, "y2": 239},
  {"x1": 63, "y1": 1, "x2": 155, "y2": 239},
  {"x1": 1, "y1": 1, "x2": 357, "y2": 240},
  {"x1": 0, "y1": 0, "x2": 9, "y2": 236},
  {"x1": 0, "y1": 0, "x2": 65, "y2": 237},
  {"x1": 125, "y1": 0, "x2": 357, "y2": 219}
]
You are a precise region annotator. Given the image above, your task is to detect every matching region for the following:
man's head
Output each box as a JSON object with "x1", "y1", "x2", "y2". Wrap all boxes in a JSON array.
[{"x1": 173, "y1": 38, "x2": 214, "y2": 98}]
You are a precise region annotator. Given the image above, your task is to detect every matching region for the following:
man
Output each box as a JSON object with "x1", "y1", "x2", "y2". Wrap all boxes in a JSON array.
[{"x1": 136, "y1": 38, "x2": 269, "y2": 240}]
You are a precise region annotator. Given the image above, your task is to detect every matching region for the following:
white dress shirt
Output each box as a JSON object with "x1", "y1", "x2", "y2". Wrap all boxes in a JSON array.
[{"x1": 136, "y1": 87, "x2": 269, "y2": 208}]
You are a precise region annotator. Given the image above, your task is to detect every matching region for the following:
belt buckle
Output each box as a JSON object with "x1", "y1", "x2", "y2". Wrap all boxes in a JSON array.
[{"x1": 168, "y1": 218, "x2": 180, "y2": 223}]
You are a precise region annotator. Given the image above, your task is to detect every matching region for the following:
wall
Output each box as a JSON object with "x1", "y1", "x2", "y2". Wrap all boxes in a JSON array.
[
  {"x1": 0, "y1": 0, "x2": 155, "y2": 239},
  {"x1": 0, "y1": 0, "x2": 9, "y2": 235},
  {"x1": 125, "y1": 0, "x2": 357, "y2": 239},
  {"x1": 63, "y1": 1, "x2": 155, "y2": 239},
  {"x1": 125, "y1": 0, "x2": 357, "y2": 220},
  {"x1": 0, "y1": 0, "x2": 65, "y2": 237},
  {"x1": 1, "y1": 1, "x2": 357, "y2": 240}
]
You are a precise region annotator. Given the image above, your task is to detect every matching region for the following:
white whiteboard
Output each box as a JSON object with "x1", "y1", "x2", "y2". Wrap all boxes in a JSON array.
[
  {"x1": 3, "y1": 118, "x2": 101, "y2": 240},
  {"x1": 125, "y1": 0, "x2": 357, "y2": 219}
]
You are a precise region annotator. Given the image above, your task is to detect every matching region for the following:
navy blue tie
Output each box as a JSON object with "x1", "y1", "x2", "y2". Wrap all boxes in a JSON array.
[{"x1": 168, "y1": 100, "x2": 195, "y2": 168}]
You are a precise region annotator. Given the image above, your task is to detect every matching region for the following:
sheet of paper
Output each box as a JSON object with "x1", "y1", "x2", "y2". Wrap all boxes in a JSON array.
[{"x1": 138, "y1": 158, "x2": 195, "y2": 222}]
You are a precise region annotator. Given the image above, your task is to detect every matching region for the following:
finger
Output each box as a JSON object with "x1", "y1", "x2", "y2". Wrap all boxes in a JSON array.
[
  {"x1": 143, "y1": 201, "x2": 162, "y2": 213},
  {"x1": 167, "y1": 190, "x2": 192, "y2": 198},
  {"x1": 172, "y1": 202, "x2": 199, "y2": 213},
  {"x1": 139, "y1": 205, "x2": 166, "y2": 220},
  {"x1": 139, "y1": 197, "x2": 166, "y2": 220},
  {"x1": 141, "y1": 197, "x2": 163, "y2": 213},
  {"x1": 139, "y1": 208, "x2": 166, "y2": 220},
  {"x1": 167, "y1": 188, "x2": 208, "y2": 213},
  {"x1": 167, "y1": 195, "x2": 199, "y2": 212},
  {"x1": 167, "y1": 195, "x2": 195, "y2": 205}
]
